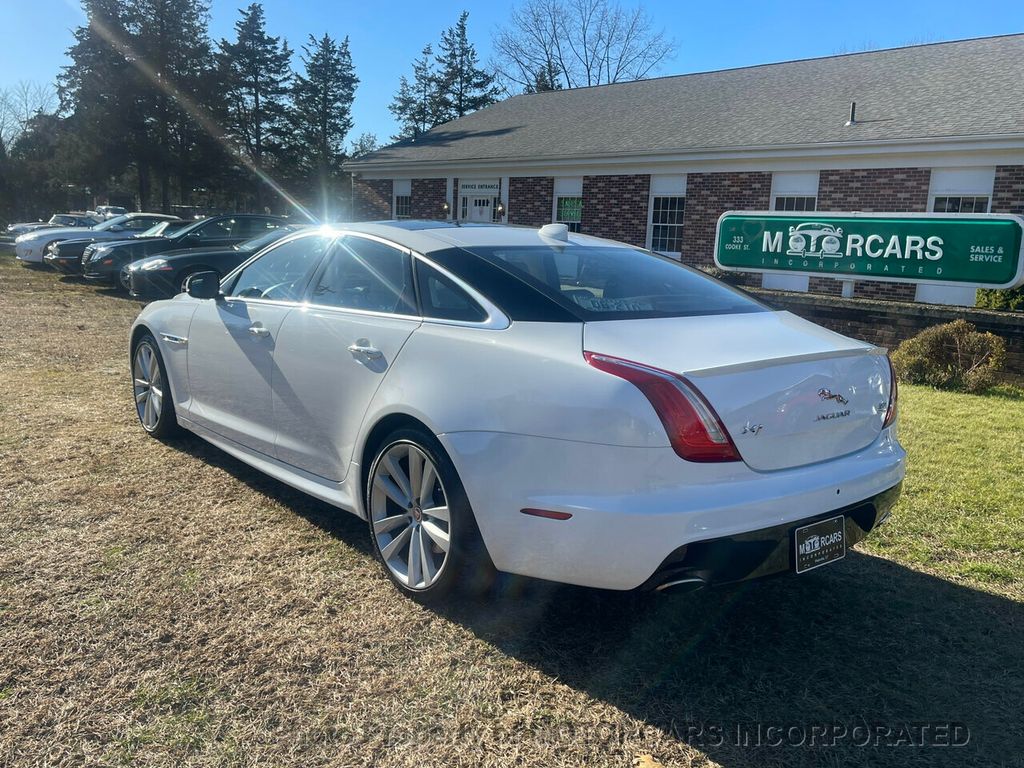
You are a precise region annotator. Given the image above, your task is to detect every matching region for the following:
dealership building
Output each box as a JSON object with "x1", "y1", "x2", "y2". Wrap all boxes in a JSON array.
[{"x1": 347, "y1": 34, "x2": 1024, "y2": 306}]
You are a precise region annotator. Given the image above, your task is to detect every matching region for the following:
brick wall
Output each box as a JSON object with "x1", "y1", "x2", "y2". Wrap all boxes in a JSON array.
[
  {"x1": 813, "y1": 167, "x2": 932, "y2": 302},
  {"x1": 681, "y1": 172, "x2": 772, "y2": 267},
  {"x1": 411, "y1": 178, "x2": 447, "y2": 220},
  {"x1": 992, "y1": 165, "x2": 1024, "y2": 215},
  {"x1": 581, "y1": 174, "x2": 651, "y2": 246},
  {"x1": 352, "y1": 178, "x2": 392, "y2": 220},
  {"x1": 757, "y1": 289, "x2": 1024, "y2": 376},
  {"x1": 508, "y1": 177, "x2": 554, "y2": 227}
]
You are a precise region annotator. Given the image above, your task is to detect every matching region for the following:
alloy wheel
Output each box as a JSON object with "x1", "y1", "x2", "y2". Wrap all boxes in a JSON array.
[
  {"x1": 132, "y1": 343, "x2": 163, "y2": 431},
  {"x1": 370, "y1": 442, "x2": 451, "y2": 590}
]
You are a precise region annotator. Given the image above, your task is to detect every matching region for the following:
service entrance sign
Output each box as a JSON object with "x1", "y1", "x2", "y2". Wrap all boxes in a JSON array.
[{"x1": 714, "y1": 212, "x2": 1024, "y2": 289}]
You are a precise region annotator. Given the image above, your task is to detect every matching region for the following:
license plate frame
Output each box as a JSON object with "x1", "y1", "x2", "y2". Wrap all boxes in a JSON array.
[{"x1": 794, "y1": 515, "x2": 846, "y2": 574}]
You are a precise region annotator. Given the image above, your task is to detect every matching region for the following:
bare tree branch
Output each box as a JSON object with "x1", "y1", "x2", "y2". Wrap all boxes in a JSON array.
[
  {"x1": 0, "y1": 80, "x2": 57, "y2": 147},
  {"x1": 492, "y1": 0, "x2": 675, "y2": 93}
]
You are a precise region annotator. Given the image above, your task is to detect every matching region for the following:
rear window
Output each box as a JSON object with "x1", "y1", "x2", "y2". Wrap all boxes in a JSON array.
[{"x1": 464, "y1": 245, "x2": 767, "y2": 320}]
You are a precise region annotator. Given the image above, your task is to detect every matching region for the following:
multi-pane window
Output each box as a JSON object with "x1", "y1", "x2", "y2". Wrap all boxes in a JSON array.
[
  {"x1": 492, "y1": 197, "x2": 503, "y2": 222},
  {"x1": 650, "y1": 196, "x2": 685, "y2": 253},
  {"x1": 933, "y1": 196, "x2": 989, "y2": 213},
  {"x1": 555, "y1": 196, "x2": 583, "y2": 233},
  {"x1": 394, "y1": 195, "x2": 411, "y2": 218},
  {"x1": 774, "y1": 195, "x2": 817, "y2": 211}
]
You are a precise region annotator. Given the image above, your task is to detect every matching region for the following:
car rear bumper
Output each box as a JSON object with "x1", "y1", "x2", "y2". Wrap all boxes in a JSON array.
[
  {"x1": 636, "y1": 482, "x2": 901, "y2": 592},
  {"x1": 439, "y1": 428, "x2": 906, "y2": 591}
]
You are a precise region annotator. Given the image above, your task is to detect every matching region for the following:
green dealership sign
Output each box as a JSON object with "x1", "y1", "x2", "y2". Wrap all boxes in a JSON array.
[{"x1": 715, "y1": 212, "x2": 1024, "y2": 288}]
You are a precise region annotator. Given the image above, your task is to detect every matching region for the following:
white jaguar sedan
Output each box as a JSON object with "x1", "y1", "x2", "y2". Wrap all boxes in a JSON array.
[{"x1": 129, "y1": 221, "x2": 905, "y2": 600}]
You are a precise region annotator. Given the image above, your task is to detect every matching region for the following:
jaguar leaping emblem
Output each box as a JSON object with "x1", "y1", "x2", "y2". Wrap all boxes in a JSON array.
[{"x1": 818, "y1": 388, "x2": 849, "y2": 406}]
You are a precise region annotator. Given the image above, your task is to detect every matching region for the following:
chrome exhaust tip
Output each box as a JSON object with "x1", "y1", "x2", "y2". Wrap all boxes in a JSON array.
[{"x1": 655, "y1": 576, "x2": 707, "y2": 594}]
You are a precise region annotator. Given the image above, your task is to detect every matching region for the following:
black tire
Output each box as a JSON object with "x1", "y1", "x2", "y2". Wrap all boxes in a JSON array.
[
  {"x1": 131, "y1": 333, "x2": 181, "y2": 439},
  {"x1": 365, "y1": 427, "x2": 494, "y2": 602}
]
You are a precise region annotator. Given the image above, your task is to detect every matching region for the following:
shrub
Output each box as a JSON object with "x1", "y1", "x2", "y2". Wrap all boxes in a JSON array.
[
  {"x1": 699, "y1": 266, "x2": 750, "y2": 286},
  {"x1": 891, "y1": 319, "x2": 1006, "y2": 393},
  {"x1": 976, "y1": 286, "x2": 1024, "y2": 312}
]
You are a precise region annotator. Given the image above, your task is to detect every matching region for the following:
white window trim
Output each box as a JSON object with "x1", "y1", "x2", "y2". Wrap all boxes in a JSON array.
[
  {"x1": 553, "y1": 194, "x2": 583, "y2": 231},
  {"x1": 392, "y1": 179, "x2": 412, "y2": 219},
  {"x1": 645, "y1": 175, "x2": 686, "y2": 257},
  {"x1": 927, "y1": 193, "x2": 991, "y2": 213},
  {"x1": 771, "y1": 194, "x2": 818, "y2": 212}
]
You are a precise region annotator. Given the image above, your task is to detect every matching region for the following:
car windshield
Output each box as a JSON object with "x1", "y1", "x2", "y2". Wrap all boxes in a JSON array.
[
  {"x1": 171, "y1": 217, "x2": 214, "y2": 237},
  {"x1": 138, "y1": 221, "x2": 181, "y2": 237},
  {"x1": 466, "y1": 245, "x2": 768, "y2": 320},
  {"x1": 95, "y1": 215, "x2": 131, "y2": 231},
  {"x1": 237, "y1": 227, "x2": 292, "y2": 252}
]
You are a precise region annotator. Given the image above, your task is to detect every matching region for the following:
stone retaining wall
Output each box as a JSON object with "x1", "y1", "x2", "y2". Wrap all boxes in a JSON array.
[{"x1": 755, "y1": 290, "x2": 1024, "y2": 375}]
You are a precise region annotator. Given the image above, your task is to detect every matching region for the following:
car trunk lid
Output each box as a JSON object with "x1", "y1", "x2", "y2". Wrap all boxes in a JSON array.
[{"x1": 583, "y1": 311, "x2": 891, "y2": 471}]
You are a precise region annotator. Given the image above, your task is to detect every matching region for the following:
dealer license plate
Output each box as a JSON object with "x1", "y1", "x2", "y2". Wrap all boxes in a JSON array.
[{"x1": 794, "y1": 515, "x2": 846, "y2": 574}]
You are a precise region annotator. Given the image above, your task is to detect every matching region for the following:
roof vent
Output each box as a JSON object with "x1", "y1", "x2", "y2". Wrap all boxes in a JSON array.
[
  {"x1": 845, "y1": 101, "x2": 857, "y2": 126},
  {"x1": 539, "y1": 223, "x2": 569, "y2": 241}
]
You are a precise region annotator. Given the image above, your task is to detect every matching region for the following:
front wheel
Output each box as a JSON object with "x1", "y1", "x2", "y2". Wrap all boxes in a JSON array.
[
  {"x1": 366, "y1": 428, "x2": 493, "y2": 601},
  {"x1": 131, "y1": 334, "x2": 180, "y2": 439}
]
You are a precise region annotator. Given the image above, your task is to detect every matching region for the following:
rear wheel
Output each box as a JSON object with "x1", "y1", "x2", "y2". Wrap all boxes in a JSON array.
[
  {"x1": 131, "y1": 334, "x2": 180, "y2": 439},
  {"x1": 366, "y1": 428, "x2": 493, "y2": 601}
]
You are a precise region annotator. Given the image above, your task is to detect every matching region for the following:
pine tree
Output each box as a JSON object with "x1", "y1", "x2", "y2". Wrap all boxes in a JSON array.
[
  {"x1": 291, "y1": 33, "x2": 358, "y2": 181},
  {"x1": 131, "y1": 0, "x2": 216, "y2": 212},
  {"x1": 525, "y1": 62, "x2": 563, "y2": 93},
  {"x1": 58, "y1": 0, "x2": 139, "y2": 205},
  {"x1": 348, "y1": 132, "x2": 379, "y2": 158},
  {"x1": 389, "y1": 45, "x2": 440, "y2": 141},
  {"x1": 218, "y1": 2, "x2": 293, "y2": 207},
  {"x1": 434, "y1": 12, "x2": 498, "y2": 122}
]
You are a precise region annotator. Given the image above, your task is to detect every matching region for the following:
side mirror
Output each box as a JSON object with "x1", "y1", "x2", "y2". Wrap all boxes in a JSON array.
[{"x1": 186, "y1": 271, "x2": 222, "y2": 300}]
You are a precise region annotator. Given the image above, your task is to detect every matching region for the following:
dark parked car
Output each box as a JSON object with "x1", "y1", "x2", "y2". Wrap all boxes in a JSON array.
[
  {"x1": 82, "y1": 214, "x2": 286, "y2": 286},
  {"x1": 126, "y1": 225, "x2": 299, "y2": 299},
  {"x1": 45, "y1": 219, "x2": 188, "y2": 273}
]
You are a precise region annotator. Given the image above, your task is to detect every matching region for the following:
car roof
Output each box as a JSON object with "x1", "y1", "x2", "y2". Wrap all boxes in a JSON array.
[{"x1": 319, "y1": 220, "x2": 635, "y2": 254}]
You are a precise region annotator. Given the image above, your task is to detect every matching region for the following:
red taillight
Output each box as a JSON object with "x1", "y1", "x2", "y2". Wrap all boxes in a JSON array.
[
  {"x1": 584, "y1": 351, "x2": 741, "y2": 463},
  {"x1": 883, "y1": 355, "x2": 898, "y2": 428}
]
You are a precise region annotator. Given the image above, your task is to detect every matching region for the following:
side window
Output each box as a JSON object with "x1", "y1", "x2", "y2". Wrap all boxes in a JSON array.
[
  {"x1": 416, "y1": 261, "x2": 487, "y2": 322},
  {"x1": 126, "y1": 217, "x2": 158, "y2": 231},
  {"x1": 310, "y1": 236, "x2": 415, "y2": 315},
  {"x1": 233, "y1": 217, "x2": 281, "y2": 238},
  {"x1": 195, "y1": 218, "x2": 234, "y2": 240},
  {"x1": 228, "y1": 235, "x2": 331, "y2": 301}
]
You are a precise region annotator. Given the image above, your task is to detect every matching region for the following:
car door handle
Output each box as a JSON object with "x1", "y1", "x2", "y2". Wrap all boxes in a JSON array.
[
  {"x1": 348, "y1": 341, "x2": 383, "y2": 360},
  {"x1": 248, "y1": 324, "x2": 270, "y2": 337}
]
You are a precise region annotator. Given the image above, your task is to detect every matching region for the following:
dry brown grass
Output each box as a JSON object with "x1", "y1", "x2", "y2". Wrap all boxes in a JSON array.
[{"x1": 1, "y1": 253, "x2": 1022, "y2": 767}]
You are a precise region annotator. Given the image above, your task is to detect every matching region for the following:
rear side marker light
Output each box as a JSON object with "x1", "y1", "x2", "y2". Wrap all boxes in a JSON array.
[
  {"x1": 883, "y1": 354, "x2": 898, "y2": 428},
  {"x1": 521, "y1": 508, "x2": 573, "y2": 521},
  {"x1": 585, "y1": 351, "x2": 741, "y2": 463}
]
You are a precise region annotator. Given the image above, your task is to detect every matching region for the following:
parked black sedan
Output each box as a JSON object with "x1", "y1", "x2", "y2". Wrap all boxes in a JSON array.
[
  {"x1": 82, "y1": 213, "x2": 286, "y2": 286},
  {"x1": 125, "y1": 225, "x2": 299, "y2": 299},
  {"x1": 45, "y1": 219, "x2": 188, "y2": 273}
]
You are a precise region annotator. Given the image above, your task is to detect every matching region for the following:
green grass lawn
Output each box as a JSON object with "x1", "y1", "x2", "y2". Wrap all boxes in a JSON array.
[
  {"x1": 2, "y1": 252, "x2": 1023, "y2": 767},
  {"x1": 864, "y1": 383, "x2": 1024, "y2": 594}
]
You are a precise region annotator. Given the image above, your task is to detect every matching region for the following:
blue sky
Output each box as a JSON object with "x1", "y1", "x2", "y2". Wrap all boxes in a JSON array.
[{"x1": 2, "y1": 0, "x2": 1022, "y2": 145}]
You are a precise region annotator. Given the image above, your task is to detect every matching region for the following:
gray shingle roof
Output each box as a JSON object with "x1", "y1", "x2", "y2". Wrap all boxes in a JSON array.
[{"x1": 350, "y1": 35, "x2": 1024, "y2": 168}]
